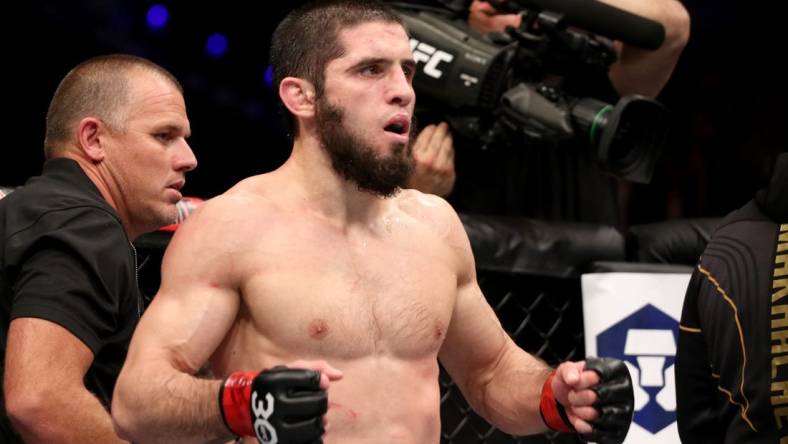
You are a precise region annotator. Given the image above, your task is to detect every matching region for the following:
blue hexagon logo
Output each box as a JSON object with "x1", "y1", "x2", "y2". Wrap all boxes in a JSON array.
[{"x1": 597, "y1": 304, "x2": 678, "y2": 434}]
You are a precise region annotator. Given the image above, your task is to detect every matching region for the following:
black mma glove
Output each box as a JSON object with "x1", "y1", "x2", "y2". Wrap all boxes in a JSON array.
[
  {"x1": 539, "y1": 357, "x2": 634, "y2": 444},
  {"x1": 581, "y1": 356, "x2": 635, "y2": 444},
  {"x1": 220, "y1": 366, "x2": 327, "y2": 444}
]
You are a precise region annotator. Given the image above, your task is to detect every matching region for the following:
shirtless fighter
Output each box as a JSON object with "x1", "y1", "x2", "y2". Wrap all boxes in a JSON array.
[{"x1": 112, "y1": 1, "x2": 634, "y2": 443}]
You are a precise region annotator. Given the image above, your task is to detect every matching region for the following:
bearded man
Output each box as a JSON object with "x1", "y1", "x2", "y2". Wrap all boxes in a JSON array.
[{"x1": 111, "y1": 2, "x2": 633, "y2": 443}]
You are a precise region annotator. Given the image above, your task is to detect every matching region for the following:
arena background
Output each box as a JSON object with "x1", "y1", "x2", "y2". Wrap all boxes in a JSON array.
[
  {"x1": 4, "y1": 0, "x2": 786, "y2": 225},
  {"x1": 2, "y1": 2, "x2": 785, "y2": 442}
]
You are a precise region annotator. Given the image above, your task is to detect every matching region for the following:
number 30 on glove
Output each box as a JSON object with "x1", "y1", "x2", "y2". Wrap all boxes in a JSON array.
[{"x1": 220, "y1": 366, "x2": 328, "y2": 444}]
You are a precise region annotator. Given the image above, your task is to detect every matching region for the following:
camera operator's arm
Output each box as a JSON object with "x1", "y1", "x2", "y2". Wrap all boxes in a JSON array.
[
  {"x1": 598, "y1": 0, "x2": 690, "y2": 97},
  {"x1": 468, "y1": 0, "x2": 690, "y2": 97},
  {"x1": 406, "y1": 122, "x2": 456, "y2": 197}
]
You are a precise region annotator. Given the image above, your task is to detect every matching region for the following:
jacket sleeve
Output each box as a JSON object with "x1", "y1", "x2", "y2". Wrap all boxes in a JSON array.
[{"x1": 676, "y1": 268, "x2": 725, "y2": 444}]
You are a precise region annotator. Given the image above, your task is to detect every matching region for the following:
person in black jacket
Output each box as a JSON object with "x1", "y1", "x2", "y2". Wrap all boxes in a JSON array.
[
  {"x1": 0, "y1": 54, "x2": 197, "y2": 443},
  {"x1": 676, "y1": 151, "x2": 788, "y2": 443}
]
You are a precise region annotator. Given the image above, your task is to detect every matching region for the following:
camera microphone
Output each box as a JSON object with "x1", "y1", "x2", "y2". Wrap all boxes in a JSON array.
[{"x1": 492, "y1": 0, "x2": 665, "y2": 49}]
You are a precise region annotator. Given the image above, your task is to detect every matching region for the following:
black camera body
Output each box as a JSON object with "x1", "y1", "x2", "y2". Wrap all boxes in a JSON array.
[{"x1": 395, "y1": 1, "x2": 669, "y2": 183}]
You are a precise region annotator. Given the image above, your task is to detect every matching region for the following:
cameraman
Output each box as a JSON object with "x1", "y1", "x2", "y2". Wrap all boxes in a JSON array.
[{"x1": 407, "y1": 0, "x2": 689, "y2": 226}]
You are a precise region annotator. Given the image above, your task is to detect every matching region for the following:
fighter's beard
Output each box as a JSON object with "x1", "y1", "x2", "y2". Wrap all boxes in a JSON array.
[{"x1": 315, "y1": 98, "x2": 415, "y2": 198}]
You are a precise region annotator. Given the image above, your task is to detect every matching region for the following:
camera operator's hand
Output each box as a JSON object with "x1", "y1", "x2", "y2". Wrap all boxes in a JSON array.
[
  {"x1": 468, "y1": 0, "x2": 521, "y2": 34},
  {"x1": 406, "y1": 122, "x2": 456, "y2": 198}
]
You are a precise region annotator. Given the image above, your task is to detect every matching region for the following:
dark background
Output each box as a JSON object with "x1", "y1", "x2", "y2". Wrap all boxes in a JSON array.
[{"x1": 5, "y1": 0, "x2": 786, "y2": 226}]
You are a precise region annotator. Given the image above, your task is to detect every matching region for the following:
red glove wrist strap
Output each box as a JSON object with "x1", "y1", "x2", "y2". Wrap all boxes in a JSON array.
[
  {"x1": 220, "y1": 371, "x2": 257, "y2": 437},
  {"x1": 539, "y1": 370, "x2": 575, "y2": 433}
]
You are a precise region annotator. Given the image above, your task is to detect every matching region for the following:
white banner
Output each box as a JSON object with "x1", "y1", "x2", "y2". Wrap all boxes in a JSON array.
[{"x1": 582, "y1": 272, "x2": 691, "y2": 444}]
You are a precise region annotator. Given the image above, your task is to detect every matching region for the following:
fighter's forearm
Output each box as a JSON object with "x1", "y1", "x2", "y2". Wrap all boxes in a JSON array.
[
  {"x1": 8, "y1": 386, "x2": 127, "y2": 444},
  {"x1": 112, "y1": 367, "x2": 231, "y2": 444},
  {"x1": 466, "y1": 346, "x2": 553, "y2": 435}
]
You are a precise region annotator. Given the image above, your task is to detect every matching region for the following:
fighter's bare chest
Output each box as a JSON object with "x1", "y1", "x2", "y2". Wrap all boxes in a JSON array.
[{"x1": 241, "y1": 235, "x2": 457, "y2": 359}]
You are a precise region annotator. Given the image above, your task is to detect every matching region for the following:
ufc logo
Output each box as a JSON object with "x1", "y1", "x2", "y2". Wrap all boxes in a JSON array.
[
  {"x1": 410, "y1": 38, "x2": 454, "y2": 79},
  {"x1": 252, "y1": 391, "x2": 278, "y2": 444}
]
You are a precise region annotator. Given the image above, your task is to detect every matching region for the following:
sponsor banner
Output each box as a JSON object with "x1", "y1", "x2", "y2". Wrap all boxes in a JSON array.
[{"x1": 582, "y1": 272, "x2": 691, "y2": 444}]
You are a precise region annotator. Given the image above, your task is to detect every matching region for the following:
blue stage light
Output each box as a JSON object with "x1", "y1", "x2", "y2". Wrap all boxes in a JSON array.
[
  {"x1": 206, "y1": 33, "x2": 229, "y2": 58},
  {"x1": 264, "y1": 65, "x2": 274, "y2": 88},
  {"x1": 146, "y1": 4, "x2": 169, "y2": 30}
]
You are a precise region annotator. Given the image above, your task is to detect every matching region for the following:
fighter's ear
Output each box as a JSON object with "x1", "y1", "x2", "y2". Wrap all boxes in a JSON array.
[
  {"x1": 279, "y1": 77, "x2": 316, "y2": 119},
  {"x1": 76, "y1": 117, "x2": 107, "y2": 163}
]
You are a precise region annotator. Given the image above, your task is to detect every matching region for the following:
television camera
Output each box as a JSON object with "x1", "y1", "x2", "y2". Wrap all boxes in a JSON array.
[{"x1": 394, "y1": 0, "x2": 670, "y2": 183}]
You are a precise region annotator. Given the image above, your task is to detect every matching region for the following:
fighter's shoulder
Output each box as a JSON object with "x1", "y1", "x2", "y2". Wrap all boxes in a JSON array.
[
  {"x1": 396, "y1": 190, "x2": 474, "y2": 269},
  {"x1": 396, "y1": 188, "x2": 457, "y2": 219},
  {"x1": 196, "y1": 178, "x2": 279, "y2": 219},
  {"x1": 171, "y1": 178, "x2": 279, "y2": 243},
  {"x1": 395, "y1": 189, "x2": 466, "y2": 238}
]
